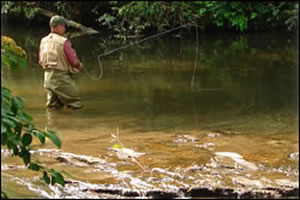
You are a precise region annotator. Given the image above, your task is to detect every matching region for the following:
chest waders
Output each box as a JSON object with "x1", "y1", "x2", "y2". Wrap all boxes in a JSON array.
[{"x1": 44, "y1": 69, "x2": 82, "y2": 109}]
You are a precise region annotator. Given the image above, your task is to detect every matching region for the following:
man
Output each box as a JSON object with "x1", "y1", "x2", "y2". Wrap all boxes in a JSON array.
[{"x1": 39, "y1": 15, "x2": 83, "y2": 110}]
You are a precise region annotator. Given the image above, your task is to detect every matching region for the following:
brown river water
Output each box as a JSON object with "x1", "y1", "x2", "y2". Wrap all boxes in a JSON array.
[{"x1": 1, "y1": 23, "x2": 299, "y2": 198}]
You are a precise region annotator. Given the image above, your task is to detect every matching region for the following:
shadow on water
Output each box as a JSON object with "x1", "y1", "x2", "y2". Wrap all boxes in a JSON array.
[{"x1": 1, "y1": 24, "x2": 299, "y2": 198}]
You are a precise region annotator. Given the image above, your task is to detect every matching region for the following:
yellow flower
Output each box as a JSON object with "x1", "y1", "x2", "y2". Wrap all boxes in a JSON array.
[
  {"x1": 1, "y1": 35, "x2": 26, "y2": 58},
  {"x1": 12, "y1": 46, "x2": 26, "y2": 57},
  {"x1": 1, "y1": 35, "x2": 16, "y2": 47}
]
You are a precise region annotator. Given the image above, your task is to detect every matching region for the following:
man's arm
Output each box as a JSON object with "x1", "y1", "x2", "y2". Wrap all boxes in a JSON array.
[{"x1": 64, "y1": 40, "x2": 82, "y2": 70}]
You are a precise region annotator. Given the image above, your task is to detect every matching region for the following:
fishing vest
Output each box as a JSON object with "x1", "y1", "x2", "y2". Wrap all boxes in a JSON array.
[{"x1": 39, "y1": 32, "x2": 78, "y2": 74}]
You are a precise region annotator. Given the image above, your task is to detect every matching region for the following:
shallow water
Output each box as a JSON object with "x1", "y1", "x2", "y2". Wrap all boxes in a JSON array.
[{"x1": 1, "y1": 23, "x2": 299, "y2": 198}]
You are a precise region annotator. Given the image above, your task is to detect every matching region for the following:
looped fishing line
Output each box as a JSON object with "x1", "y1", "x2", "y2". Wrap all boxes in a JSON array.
[{"x1": 83, "y1": 23, "x2": 199, "y2": 80}]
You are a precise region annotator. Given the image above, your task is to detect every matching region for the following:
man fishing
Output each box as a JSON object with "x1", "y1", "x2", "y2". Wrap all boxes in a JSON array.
[{"x1": 39, "y1": 15, "x2": 83, "y2": 110}]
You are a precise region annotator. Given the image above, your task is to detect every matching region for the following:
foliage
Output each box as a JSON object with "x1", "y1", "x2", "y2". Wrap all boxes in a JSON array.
[
  {"x1": 97, "y1": 1, "x2": 199, "y2": 35},
  {"x1": 1, "y1": 1, "x2": 298, "y2": 34},
  {"x1": 1, "y1": 1, "x2": 39, "y2": 19},
  {"x1": 1, "y1": 35, "x2": 27, "y2": 70},
  {"x1": 1, "y1": 36, "x2": 67, "y2": 189},
  {"x1": 1, "y1": 191, "x2": 8, "y2": 199},
  {"x1": 196, "y1": 1, "x2": 251, "y2": 31},
  {"x1": 97, "y1": 1, "x2": 299, "y2": 34}
]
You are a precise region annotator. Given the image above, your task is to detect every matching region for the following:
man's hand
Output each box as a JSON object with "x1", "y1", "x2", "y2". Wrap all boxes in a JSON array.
[
  {"x1": 79, "y1": 62, "x2": 83, "y2": 70},
  {"x1": 72, "y1": 59, "x2": 83, "y2": 71}
]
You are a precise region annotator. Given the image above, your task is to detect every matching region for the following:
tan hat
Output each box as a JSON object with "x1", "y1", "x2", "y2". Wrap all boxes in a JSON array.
[{"x1": 49, "y1": 15, "x2": 67, "y2": 27}]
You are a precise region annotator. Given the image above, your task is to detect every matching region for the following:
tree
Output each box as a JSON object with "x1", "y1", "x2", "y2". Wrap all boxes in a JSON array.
[
  {"x1": 96, "y1": 1, "x2": 299, "y2": 34},
  {"x1": 2, "y1": 1, "x2": 298, "y2": 34}
]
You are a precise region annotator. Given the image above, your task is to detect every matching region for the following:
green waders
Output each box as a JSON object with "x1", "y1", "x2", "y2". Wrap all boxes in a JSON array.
[{"x1": 44, "y1": 69, "x2": 82, "y2": 109}]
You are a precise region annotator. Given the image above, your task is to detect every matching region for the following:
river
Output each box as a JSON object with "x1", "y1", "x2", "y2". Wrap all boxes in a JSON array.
[{"x1": 1, "y1": 22, "x2": 298, "y2": 198}]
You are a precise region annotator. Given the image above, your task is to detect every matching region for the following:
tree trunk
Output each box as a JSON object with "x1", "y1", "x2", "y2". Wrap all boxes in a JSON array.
[{"x1": 36, "y1": 7, "x2": 98, "y2": 38}]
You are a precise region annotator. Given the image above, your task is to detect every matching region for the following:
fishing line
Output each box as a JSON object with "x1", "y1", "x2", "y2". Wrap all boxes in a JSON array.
[
  {"x1": 83, "y1": 23, "x2": 199, "y2": 80},
  {"x1": 191, "y1": 23, "x2": 199, "y2": 89}
]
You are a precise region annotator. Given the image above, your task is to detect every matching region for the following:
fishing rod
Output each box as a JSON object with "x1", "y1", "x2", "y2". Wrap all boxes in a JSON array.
[{"x1": 82, "y1": 23, "x2": 199, "y2": 81}]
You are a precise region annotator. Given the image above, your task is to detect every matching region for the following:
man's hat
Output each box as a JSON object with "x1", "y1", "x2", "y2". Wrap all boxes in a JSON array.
[{"x1": 49, "y1": 15, "x2": 67, "y2": 27}]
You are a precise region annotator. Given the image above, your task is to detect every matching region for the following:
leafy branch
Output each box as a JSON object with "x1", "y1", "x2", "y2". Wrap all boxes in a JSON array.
[{"x1": 1, "y1": 36, "x2": 66, "y2": 190}]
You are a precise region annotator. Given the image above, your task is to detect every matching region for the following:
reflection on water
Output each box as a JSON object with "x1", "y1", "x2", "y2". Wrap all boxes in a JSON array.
[{"x1": 1, "y1": 24, "x2": 298, "y2": 198}]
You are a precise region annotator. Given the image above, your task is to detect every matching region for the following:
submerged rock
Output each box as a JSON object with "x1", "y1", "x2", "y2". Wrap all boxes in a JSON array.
[
  {"x1": 215, "y1": 152, "x2": 243, "y2": 159},
  {"x1": 207, "y1": 132, "x2": 221, "y2": 138},
  {"x1": 214, "y1": 152, "x2": 258, "y2": 171},
  {"x1": 195, "y1": 142, "x2": 215, "y2": 151},
  {"x1": 173, "y1": 134, "x2": 199, "y2": 143},
  {"x1": 110, "y1": 147, "x2": 145, "y2": 160},
  {"x1": 289, "y1": 152, "x2": 299, "y2": 161},
  {"x1": 232, "y1": 176, "x2": 264, "y2": 188}
]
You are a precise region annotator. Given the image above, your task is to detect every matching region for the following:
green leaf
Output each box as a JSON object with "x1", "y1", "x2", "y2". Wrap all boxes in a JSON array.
[
  {"x1": 10, "y1": 60, "x2": 19, "y2": 71},
  {"x1": 2, "y1": 117, "x2": 16, "y2": 128},
  {"x1": 1, "y1": 87, "x2": 11, "y2": 99},
  {"x1": 43, "y1": 171, "x2": 50, "y2": 184},
  {"x1": 11, "y1": 105, "x2": 18, "y2": 116},
  {"x1": 28, "y1": 163, "x2": 40, "y2": 171},
  {"x1": 2, "y1": 103, "x2": 14, "y2": 116},
  {"x1": 224, "y1": 12, "x2": 230, "y2": 18},
  {"x1": 51, "y1": 171, "x2": 65, "y2": 186},
  {"x1": 113, "y1": 143, "x2": 123, "y2": 149},
  {"x1": 37, "y1": 133, "x2": 45, "y2": 144},
  {"x1": 44, "y1": 130, "x2": 61, "y2": 148},
  {"x1": 250, "y1": 12, "x2": 257, "y2": 19},
  {"x1": 21, "y1": 148, "x2": 31, "y2": 165},
  {"x1": 12, "y1": 144, "x2": 19, "y2": 156},
  {"x1": 51, "y1": 174, "x2": 56, "y2": 185},
  {"x1": 18, "y1": 58, "x2": 27, "y2": 68},
  {"x1": 1, "y1": 122, "x2": 7, "y2": 133},
  {"x1": 198, "y1": 8, "x2": 206, "y2": 16},
  {"x1": 14, "y1": 124, "x2": 23, "y2": 138},
  {"x1": 12, "y1": 96, "x2": 24, "y2": 109},
  {"x1": 32, "y1": 130, "x2": 45, "y2": 144},
  {"x1": 1, "y1": 132, "x2": 8, "y2": 145},
  {"x1": 22, "y1": 133, "x2": 32, "y2": 146},
  {"x1": 1, "y1": 55, "x2": 11, "y2": 68},
  {"x1": 6, "y1": 140, "x2": 16, "y2": 150},
  {"x1": 272, "y1": 9, "x2": 279, "y2": 16},
  {"x1": 230, "y1": 2, "x2": 239, "y2": 9},
  {"x1": 17, "y1": 112, "x2": 33, "y2": 124},
  {"x1": 7, "y1": 115, "x2": 22, "y2": 125},
  {"x1": 1, "y1": 191, "x2": 9, "y2": 199}
]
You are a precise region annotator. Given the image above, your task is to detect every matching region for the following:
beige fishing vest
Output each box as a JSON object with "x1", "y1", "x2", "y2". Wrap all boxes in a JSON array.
[{"x1": 39, "y1": 33, "x2": 78, "y2": 74}]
